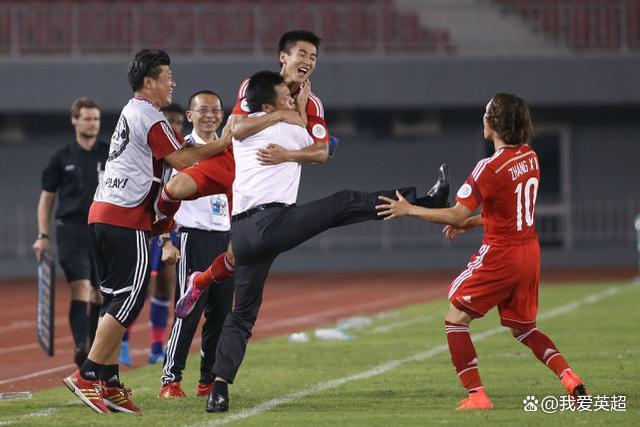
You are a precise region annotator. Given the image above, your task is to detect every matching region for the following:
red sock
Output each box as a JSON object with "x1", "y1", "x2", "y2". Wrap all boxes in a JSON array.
[
  {"x1": 151, "y1": 327, "x2": 165, "y2": 345},
  {"x1": 514, "y1": 328, "x2": 571, "y2": 377},
  {"x1": 445, "y1": 321, "x2": 483, "y2": 392},
  {"x1": 194, "y1": 252, "x2": 234, "y2": 290},
  {"x1": 157, "y1": 185, "x2": 181, "y2": 219}
]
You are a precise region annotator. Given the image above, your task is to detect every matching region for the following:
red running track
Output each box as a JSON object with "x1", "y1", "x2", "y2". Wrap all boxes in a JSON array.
[{"x1": 0, "y1": 271, "x2": 453, "y2": 393}]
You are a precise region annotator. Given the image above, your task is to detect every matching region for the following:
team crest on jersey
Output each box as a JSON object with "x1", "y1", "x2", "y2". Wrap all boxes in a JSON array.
[
  {"x1": 240, "y1": 98, "x2": 250, "y2": 113},
  {"x1": 312, "y1": 123, "x2": 327, "y2": 140},
  {"x1": 457, "y1": 183, "x2": 472, "y2": 199},
  {"x1": 109, "y1": 114, "x2": 130, "y2": 161}
]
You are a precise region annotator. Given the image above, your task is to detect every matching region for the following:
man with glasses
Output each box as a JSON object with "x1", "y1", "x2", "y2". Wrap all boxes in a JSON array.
[{"x1": 158, "y1": 91, "x2": 234, "y2": 399}]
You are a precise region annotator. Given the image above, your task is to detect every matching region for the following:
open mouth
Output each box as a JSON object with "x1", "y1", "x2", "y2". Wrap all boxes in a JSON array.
[{"x1": 297, "y1": 66, "x2": 309, "y2": 78}]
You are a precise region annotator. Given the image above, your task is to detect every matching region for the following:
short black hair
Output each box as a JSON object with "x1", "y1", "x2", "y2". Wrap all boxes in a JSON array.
[
  {"x1": 127, "y1": 49, "x2": 171, "y2": 92},
  {"x1": 161, "y1": 103, "x2": 184, "y2": 115},
  {"x1": 187, "y1": 90, "x2": 223, "y2": 111},
  {"x1": 246, "y1": 71, "x2": 285, "y2": 113},
  {"x1": 278, "y1": 30, "x2": 321, "y2": 56}
]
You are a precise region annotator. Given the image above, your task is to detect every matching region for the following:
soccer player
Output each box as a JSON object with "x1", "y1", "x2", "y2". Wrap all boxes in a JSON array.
[
  {"x1": 375, "y1": 93, "x2": 587, "y2": 410},
  {"x1": 147, "y1": 103, "x2": 186, "y2": 364},
  {"x1": 33, "y1": 97, "x2": 106, "y2": 368},
  {"x1": 62, "y1": 49, "x2": 229, "y2": 414}
]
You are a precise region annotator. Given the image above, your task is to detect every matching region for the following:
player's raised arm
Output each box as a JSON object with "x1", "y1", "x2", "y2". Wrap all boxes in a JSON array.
[
  {"x1": 162, "y1": 128, "x2": 231, "y2": 170},
  {"x1": 231, "y1": 110, "x2": 305, "y2": 141}
]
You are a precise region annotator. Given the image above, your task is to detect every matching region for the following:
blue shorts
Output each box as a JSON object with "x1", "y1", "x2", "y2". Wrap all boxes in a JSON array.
[{"x1": 150, "y1": 231, "x2": 179, "y2": 275}]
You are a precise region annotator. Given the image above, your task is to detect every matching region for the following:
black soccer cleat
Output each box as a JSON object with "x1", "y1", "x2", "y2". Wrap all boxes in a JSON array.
[
  {"x1": 417, "y1": 163, "x2": 450, "y2": 208},
  {"x1": 206, "y1": 392, "x2": 229, "y2": 413}
]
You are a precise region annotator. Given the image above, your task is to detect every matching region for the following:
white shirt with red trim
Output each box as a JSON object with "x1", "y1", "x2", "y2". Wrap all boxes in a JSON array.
[
  {"x1": 232, "y1": 112, "x2": 313, "y2": 215},
  {"x1": 89, "y1": 97, "x2": 183, "y2": 231}
]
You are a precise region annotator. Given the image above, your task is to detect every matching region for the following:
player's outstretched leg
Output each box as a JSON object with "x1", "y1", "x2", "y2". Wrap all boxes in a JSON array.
[
  {"x1": 175, "y1": 248, "x2": 234, "y2": 319},
  {"x1": 445, "y1": 320, "x2": 494, "y2": 410},
  {"x1": 512, "y1": 327, "x2": 587, "y2": 398},
  {"x1": 416, "y1": 163, "x2": 450, "y2": 208},
  {"x1": 156, "y1": 184, "x2": 182, "y2": 222}
]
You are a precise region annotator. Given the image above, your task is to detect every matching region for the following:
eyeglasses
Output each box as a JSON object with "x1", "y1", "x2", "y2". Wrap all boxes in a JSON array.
[{"x1": 191, "y1": 108, "x2": 223, "y2": 115}]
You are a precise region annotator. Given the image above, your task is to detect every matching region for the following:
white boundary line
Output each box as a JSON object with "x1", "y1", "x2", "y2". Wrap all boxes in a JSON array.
[
  {"x1": 197, "y1": 284, "x2": 631, "y2": 426},
  {"x1": 370, "y1": 315, "x2": 434, "y2": 334}
]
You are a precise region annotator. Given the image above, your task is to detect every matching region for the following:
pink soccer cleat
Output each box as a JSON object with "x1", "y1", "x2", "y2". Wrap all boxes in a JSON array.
[{"x1": 175, "y1": 271, "x2": 203, "y2": 319}]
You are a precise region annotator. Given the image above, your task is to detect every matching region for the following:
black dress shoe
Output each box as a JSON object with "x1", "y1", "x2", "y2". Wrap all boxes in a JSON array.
[
  {"x1": 206, "y1": 392, "x2": 229, "y2": 413},
  {"x1": 417, "y1": 163, "x2": 450, "y2": 208}
]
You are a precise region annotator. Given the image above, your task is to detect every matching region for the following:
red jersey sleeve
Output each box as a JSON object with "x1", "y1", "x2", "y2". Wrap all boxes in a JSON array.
[
  {"x1": 306, "y1": 92, "x2": 329, "y2": 143},
  {"x1": 456, "y1": 158, "x2": 495, "y2": 212},
  {"x1": 231, "y1": 79, "x2": 251, "y2": 116},
  {"x1": 147, "y1": 121, "x2": 184, "y2": 160}
]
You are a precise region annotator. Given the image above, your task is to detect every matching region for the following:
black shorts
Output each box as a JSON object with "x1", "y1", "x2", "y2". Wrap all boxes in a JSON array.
[
  {"x1": 90, "y1": 223, "x2": 151, "y2": 328},
  {"x1": 56, "y1": 220, "x2": 99, "y2": 287}
]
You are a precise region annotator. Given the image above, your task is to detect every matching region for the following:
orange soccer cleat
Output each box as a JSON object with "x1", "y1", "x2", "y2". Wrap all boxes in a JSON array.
[
  {"x1": 196, "y1": 382, "x2": 213, "y2": 397},
  {"x1": 102, "y1": 383, "x2": 142, "y2": 413},
  {"x1": 456, "y1": 389, "x2": 494, "y2": 411},
  {"x1": 63, "y1": 370, "x2": 109, "y2": 414},
  {"x1": 159, "y1": 381, "x2": 187, "y2": 399},
  {"x1": 561, "y1": 370, "x2": 588, "y2": 398}
]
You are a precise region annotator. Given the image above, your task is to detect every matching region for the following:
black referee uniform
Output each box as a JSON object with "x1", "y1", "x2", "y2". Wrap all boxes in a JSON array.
[{"x1": 41, "y1": 140, "x2": 109, "y2": 348}]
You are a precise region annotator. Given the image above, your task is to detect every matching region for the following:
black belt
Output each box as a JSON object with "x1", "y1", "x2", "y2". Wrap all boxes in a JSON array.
[{"x1": 232, "y1": 202, "x2": 289, "y2": 222}]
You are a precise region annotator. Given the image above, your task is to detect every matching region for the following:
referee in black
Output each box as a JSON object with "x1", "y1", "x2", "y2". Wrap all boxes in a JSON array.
[{"x1": 33, "y1": 97, "x2": 108, "y2": 367}]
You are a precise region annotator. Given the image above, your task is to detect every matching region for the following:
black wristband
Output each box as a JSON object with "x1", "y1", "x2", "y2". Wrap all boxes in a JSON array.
[{"x1": 37, "y1": 233, "x2": 49, "y2": 239}]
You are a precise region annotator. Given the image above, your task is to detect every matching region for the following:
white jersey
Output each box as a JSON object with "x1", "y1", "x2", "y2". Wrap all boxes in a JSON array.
[
  {"x1": 174, "y1": 132, "x2": 230, "y2": 231},
  {"x1": 232, "y1": 112, "x2": 313, "y2": 215},
  {"x1": 94, "y1": 97, "x2": 180, "y2": 208},
  {"x1": 89, "y1": 97, "x2": 183, "y2": 231}
]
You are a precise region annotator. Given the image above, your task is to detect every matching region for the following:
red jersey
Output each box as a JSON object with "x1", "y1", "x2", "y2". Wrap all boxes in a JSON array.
[
  {"x1": 231, "y1": 78, "x2": 329, "y2": 143},
  {"x1": 456, "y1": 144, "x2": 540, "y2": 246}
]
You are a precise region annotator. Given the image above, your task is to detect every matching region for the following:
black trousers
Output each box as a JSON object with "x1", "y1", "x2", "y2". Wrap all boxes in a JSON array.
[
  {"x1": 57, "y1": 219, "x2": 99, "y2": 287},
  {"x1": 161, "y1": 228, "x2": 234, "y2": 385},
  {"x1": 212, "y1": 188, "x2": 418, "y2": 382}
]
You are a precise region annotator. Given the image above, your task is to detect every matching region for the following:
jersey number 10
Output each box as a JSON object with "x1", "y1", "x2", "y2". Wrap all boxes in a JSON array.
[{"x1": 514, "y1": 177, "x2": 539, "y2": 231}]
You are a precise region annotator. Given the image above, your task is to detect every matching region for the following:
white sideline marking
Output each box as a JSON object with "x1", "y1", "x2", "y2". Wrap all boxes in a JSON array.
[
  {"x1": 0, "y1": 408, "x2": 60, "y2": 426},
  {"x1": 198, "y1": 284, "x2": 632, "y2": 426},
  {"x1": 0, "y1": 317, "x2": 152, "y2": 355},
  {"x1": 0, "y1": 364, "x2": 76, "y2": 386},
  {"x1": 371, "y1": 316, "x2": 433, "y2": 334},
  {"x1": 259, "y1": 290, "x2": 437, "y2": 332}
]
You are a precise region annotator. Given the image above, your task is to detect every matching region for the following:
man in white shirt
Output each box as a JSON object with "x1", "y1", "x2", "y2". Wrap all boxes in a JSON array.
[
  {"x1": 181, "y1": 71, "x2": 450, "y2": 413},
  {"x1": 158, "y1": 91, "x2": 234, "y2": 399}
]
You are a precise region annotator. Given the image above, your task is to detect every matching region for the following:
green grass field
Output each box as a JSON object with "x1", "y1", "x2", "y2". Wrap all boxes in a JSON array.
[{"x1": 1, "y1": 282, "x2": 639, "y2": 426}]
